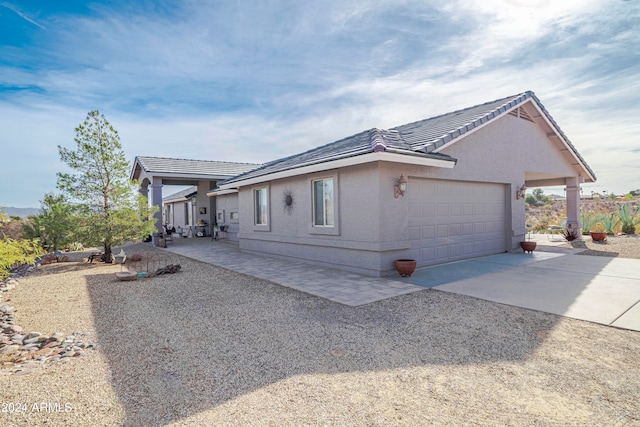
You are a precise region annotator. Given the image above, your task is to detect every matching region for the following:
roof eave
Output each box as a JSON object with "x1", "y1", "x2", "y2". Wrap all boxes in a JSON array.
[
  {"x1": 218, "y1": 151, "x2": 456, "y2": 190},
  {"x1": 207, "y1": 189, "x2": 239, "y2": 197},
  {"x1": 526, "y1": 96, "x2": 597, "y2": 182}
]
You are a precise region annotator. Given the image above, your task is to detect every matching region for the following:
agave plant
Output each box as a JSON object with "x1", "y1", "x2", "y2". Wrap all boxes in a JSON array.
[
  {"x1": 600, "y1": 212, "x2": 620, "y2": 235},
  {"x1": 580, "y1": 210, "x2": 601, "y2": 235},
  {"x1": 616, "y1": 203, "x2": 640, "y2": 234}
]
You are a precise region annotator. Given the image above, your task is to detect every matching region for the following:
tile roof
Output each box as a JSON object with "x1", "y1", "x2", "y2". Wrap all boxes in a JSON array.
[
  {"x1": 221, "y1": 128, "x2": 454, "y2": 185},
  {"x1": 393, "y1": 92, "x2": 532, "y2": 152},
  {"x1": 163, "y1": 186, "x2": 197, "y2": 203},
  {"x1": 134, "y1": 156, "x2": 260, "y2": 178},
  {"x1": 222, "y1": 91, "x2": 595, "y2": 185}
]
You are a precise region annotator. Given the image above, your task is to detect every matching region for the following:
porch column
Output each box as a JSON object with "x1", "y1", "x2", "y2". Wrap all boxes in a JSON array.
[
  {"x1": 138, "y1": 181, "x2": 149, "y2": 198},
  {"x1": 565, "y1": 177, "x2": 581, "y2": 235},
  {"x1": 150, "y1": 176, "x2": 164, "y2": 234}
]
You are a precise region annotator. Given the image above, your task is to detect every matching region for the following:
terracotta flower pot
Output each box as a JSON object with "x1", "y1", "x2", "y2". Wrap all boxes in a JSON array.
[
  {"x1": 395, "y1": 259, "x2": 417, "y2": 277},
  {"x1": 590, "y1": 231, "x2": 607, "y2": 242},
  {"x1": 520, "y1": 241, "x2": 537, "y2": 253}
]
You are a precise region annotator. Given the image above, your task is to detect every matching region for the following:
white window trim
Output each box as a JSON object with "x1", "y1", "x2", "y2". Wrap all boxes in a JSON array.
[
  {"x1": 308, "y1": 172, "x2": 340, "y2": 236},
  {"x1": 252, "y1": 185, "x2": 270, "y2": 232}
]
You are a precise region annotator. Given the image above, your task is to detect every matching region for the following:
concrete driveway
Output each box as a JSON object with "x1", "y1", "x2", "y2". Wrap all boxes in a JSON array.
[{"x1": 401, "y1": 252, "x2": 640, "y2": 331}]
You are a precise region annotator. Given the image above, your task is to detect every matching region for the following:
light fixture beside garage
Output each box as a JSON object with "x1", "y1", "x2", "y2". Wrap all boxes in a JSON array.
[
  {"x1": 516, "y1": 184, "x2": 527, "y2": 200},
  {"x1": 394, "y1": 175, "x2": 407, "y2": 198}
]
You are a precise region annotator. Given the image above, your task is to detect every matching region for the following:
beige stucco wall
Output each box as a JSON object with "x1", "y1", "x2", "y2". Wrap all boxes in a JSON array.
[
  {"x1": 235, "y1": 113, "x2": 585, "y2": 276},
  {"x1": 215, "y1": 193, "x2": 240, "y2": 242}
]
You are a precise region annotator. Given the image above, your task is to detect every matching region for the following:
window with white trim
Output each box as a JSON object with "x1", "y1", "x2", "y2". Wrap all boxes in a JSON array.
[
  {"x1": 254, "y1": 187, "x2": 268, "y2": 225},
  {"x1": 312, "y1": 178, "x2": 334, "y2": 227}
]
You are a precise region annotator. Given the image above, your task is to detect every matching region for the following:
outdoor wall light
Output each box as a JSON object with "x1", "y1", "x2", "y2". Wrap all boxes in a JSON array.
[
  {"x1": 394, "y1": 175, "x2": 408, "y2": 198},
  {"x1": 516, "y1": 184, "x2": 527, "y2": 200}
]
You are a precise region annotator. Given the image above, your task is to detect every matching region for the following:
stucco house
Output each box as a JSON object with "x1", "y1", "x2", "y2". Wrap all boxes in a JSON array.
[
  {"x1": 207, "y1": 91, "x2": 595, "y2": 276},
  {"x1": 130, "y1": 156, "x2": 260, "y2": 236}
]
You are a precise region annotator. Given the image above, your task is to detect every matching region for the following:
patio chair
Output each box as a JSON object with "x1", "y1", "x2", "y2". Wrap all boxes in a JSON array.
[
  {"x1": 547, "y1": 218, "x2": 567, "y2": 241},
  {"x1": 163, "y1": 224, "x2": 176, "y2": 243}
]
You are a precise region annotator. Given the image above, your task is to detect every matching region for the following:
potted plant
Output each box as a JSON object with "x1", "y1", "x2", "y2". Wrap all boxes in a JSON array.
[
  {"x1": 590, "y1": 223, "x2": 607, "y2": 242},
  {"x1": 395, "y1": 259, "x2": 417, "y2": 277},
  {"x1": 519, "y1": 227, "x2": 536, "y2": 253}
]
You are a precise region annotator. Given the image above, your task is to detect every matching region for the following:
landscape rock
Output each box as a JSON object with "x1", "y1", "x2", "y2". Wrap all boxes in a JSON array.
[{"x1": 0, "y1": 267, "x2": 95, "y2": 374}]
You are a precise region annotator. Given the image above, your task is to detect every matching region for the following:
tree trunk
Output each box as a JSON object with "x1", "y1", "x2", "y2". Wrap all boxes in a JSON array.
[{"x1": 102, "y1": 244, "x2": 113, "y2": 263}]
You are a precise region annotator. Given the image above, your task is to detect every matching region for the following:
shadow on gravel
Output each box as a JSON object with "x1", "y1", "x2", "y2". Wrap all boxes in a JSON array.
[{"x1": 85, "y1": 258, "x2": 561, "y2": 426}]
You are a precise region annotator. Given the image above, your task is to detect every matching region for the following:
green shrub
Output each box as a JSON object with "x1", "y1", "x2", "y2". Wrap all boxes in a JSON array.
[{"x1": 0, "y1": 238, "x2": 43, "y2": 279}]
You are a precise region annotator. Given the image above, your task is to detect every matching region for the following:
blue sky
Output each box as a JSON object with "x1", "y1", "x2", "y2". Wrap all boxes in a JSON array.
[{"x1": 1, "y1": 0, "x2": 638, "y2": 208}]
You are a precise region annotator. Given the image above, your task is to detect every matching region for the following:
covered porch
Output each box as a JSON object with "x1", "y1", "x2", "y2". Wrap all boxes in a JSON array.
[{"x1": 130, "y1": 156, "x2": 260, "y2": 241}]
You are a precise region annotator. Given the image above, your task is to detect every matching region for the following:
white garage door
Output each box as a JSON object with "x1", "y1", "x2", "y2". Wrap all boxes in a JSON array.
[{"x1": 408, "y1": 179, "x2": 506, "y2": 266}]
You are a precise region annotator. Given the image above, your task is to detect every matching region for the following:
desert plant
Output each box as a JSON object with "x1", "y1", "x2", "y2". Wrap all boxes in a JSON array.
[
  {"x1": 616, "y1": 202, "x2": 640, "y2": 234},
  {"x1": 562, "y1": 228, "x2": 580, "y2": 241},
  {"x1": 580, "y1": 211, "x2": 600, "y2": 235},
  {"x1": 600, "y1": 212, "x2": 620, "y2": 235}
]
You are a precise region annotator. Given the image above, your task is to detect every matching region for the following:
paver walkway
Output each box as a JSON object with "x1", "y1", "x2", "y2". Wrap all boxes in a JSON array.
[
  {"x1": 161, "y1": 236, "x2": 640, "y2": 331},
  {"x1": 163, "y1": 238, "x2": 422, "y2": 306}
]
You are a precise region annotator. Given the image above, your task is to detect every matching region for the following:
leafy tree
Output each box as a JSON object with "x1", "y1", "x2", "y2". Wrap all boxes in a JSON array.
[
  {"x1": 57, "y1": 110, "x2": 157, "y2": 262},
  {"x1": 23, "y1": 193, "x2": 76, "y2": 251},
  {"x1": 630, "y1": 189, "x2": 640, "y2": 197},
  {"x1": 530, "y1": 188, "x2": 552, "y2": 204},
  {"x1": 532, "y1": 188, "x2": 545, "y2": 200}
]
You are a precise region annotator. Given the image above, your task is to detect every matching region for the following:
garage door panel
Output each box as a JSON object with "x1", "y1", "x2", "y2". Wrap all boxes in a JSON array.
[
  {"x1": 450, "y1": 244, "x2": 461, "y2": 257},
  {"x1": 408, "y1": 203, "x2": 421, "y2": 219},
  {"x1": 409, "y1": 179, "x2": 506, "y2": 267},
  {"x1": 421, "y1": 225, "x2": 435, "y2": 239},
  {"x1": 436, "y1": 246, "x2": 449, "y2": 260},
  {"x1": 408, "y1": 225, "x2": 420, "y2": 240},
  {"x1": 422, "y1": 203, "x2": 435, "y2": 217},
  {"x1": 462, "y1": 223, "x2": 474, "y2": 235},
  {"x1": 421, "y1": 247, "x2": 435, "y2": 262}
]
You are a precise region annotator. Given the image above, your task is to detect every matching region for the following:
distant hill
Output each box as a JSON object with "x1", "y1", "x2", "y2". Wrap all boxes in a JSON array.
[{"x1": 1, "y1": 207, "x2": 40, "y2": 218}]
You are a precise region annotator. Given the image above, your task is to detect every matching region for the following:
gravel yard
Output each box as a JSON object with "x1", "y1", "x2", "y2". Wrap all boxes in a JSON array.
[
  {"x1": 1, "y1": 242, "x2": 640, "y2": 426},
  {"x1": 567, "y1": 234, "x2": 640, "y2": 258}
]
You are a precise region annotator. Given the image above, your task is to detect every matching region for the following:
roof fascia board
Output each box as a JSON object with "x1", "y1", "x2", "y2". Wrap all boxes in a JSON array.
[
  {"x1": 144, "y1": 172, "x2": 235, "y2": 181},
  {"x1": 130, "y1": 158, "x2": 145, "y2": 181},
  {"x1": 219, "y1": 152, "x2": 455, "y2": 190},
  {"x1": 206, "y1": 189, "x2": 239, "y2": 197},
  {"x1": 526, "y1": 100, "x2": 597, "y2": 182}
]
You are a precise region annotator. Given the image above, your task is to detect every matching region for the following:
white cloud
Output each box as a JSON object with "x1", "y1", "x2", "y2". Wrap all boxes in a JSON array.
[{"x1": 1, "y1": 0, "x2": 639, "y2": 207}]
